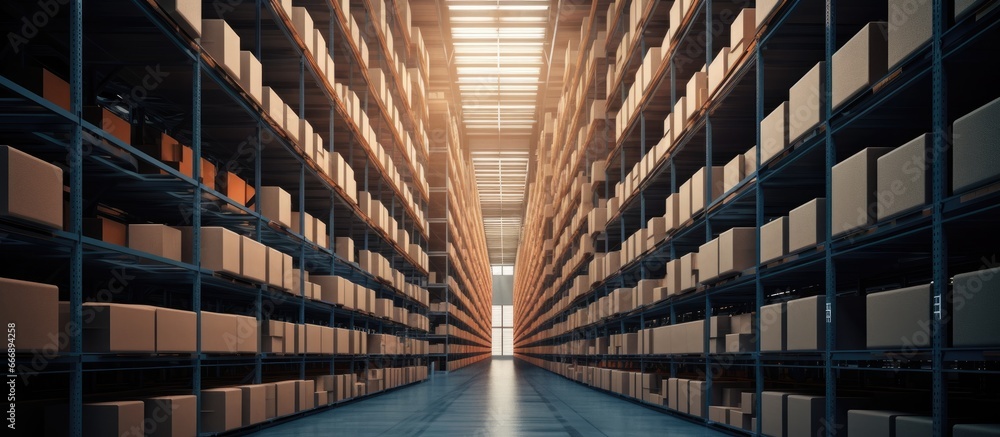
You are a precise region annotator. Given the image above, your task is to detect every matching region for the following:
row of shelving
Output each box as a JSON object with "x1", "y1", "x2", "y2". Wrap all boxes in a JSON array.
[
  {"x1": 0, "y1": 0, "x2": 449, "y2": 434},
  {"x1": 424, "y1": 98, "x2": 493, "y2": 370},
  {"x1": 515, "y1": 0, "x2": 1000, "y2": 434}
]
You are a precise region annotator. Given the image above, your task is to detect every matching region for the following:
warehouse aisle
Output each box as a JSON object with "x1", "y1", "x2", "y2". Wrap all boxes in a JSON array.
[{"x1": 252, "y1": 358, "x2": 726, "y2": 436}]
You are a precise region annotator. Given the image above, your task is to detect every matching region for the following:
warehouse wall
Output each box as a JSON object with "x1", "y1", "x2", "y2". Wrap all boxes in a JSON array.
[{"x1": 492, "y1": 274, "x2": 513, "y2": 306}]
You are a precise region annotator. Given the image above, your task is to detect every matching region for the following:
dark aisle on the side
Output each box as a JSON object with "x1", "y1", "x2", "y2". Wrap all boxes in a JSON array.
[{"x1": 250, "y1": 358, "x2": 729, "y2": 436}]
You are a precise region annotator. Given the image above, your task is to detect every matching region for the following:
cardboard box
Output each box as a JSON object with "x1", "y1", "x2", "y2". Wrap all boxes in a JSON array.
[
  {"x1": 732, "y1": 8, "x2": 757, "y2": 53},
  {"x1": 83, "y1": 107, "x2": 131, "y2": 146},
  {"x1": 265, "y1": 247, "x2": 284, "y2": 289},
  {"x1": 755, "y1": 0, "x2": 780, "y2": 28},
  {"x1": 723, "y1": 154, "x2": 744, "y2": 193},
  {"x1": 762, "y1": 391, "x2": 794, "y2": 437},
  {"x1": 201, "y1": 19, "x2": 241, "y2": 79},
  {"x1": 699, "y1": 238, "x2": 719, "y2": 284},
  {"x1": 896, "y1": 416, "x2": 933, "y2": 437},
  {"x1": 708, "y1": 47, "x2": 730, "y2": 98},
  {"x1": 866, "y1": 284, "x2": 931, "y2": 348},
  {"x1": 788, "y1": 198, "x2": 826, "y2": 253},
  {"x1": 719, "y1": 227, "x2": 755, "y2": 276},
  {"x1": 760, "y1": 101, "x2": 789, "y2": 164},
  {"x1": 201, "y1": 387, "x2": 242, "y2": 432},
  {"x1": 240, "y1": 235, "x2": 267, "y2": 282},
  {"x1": 952, "y1": 267, "x2": 1000, "y2": 347},
  {"x1": 0, "y1": 277, "x2": 58, "y2": 351},
  {"x1": 952, "y1": 96, "x2": 1000, "y2": 193},
  {"x1": 832, "y1": 147, "x2": 893, "y2": 235},
  {"x1": 155, "y1": 0, "x2": 201, "y2": 38},
  {"x1": 237, "y1": 384, "x2": 267, "y2": 426},
  {"x1": 259, "y1": 186, "x2": 292, "y2": 228},
  {"x1": 274, "y1": 380, "x2": 296, "y2": 416},
  {"x1": 291, "y1": 211, "x2": 315, "y2": 242},
  {"x1": 832, "y1": 22, "x2": 889, "y2": 110},
  {"x1": 83, "y1": 217, "x2": 127, "y2": 246},
  {"x1": 726, "y1": 333, "x2": 754, "y2": 353},
  {"x1": 0, "y1": 146, "x2": 62, "y2": 229},
  {"x1": 296, "y1": 380, "x2": 315, "y2": 411},
  {"x1": 760, "y1": 217, "x2": 788, "y2": 263},
  {"x1": 314, "y1": 218, "x2": 328, "y2": 249},
  {"x1": 741, "y1": 392, "x2": 756, "y2": 415},
  {"x1": 847, "y1": 410, "x2": 913, "y2": 437},
  {"x1": 679, "y1": 179, "x2": 692, "y2": 224},
  {"x1": 709, "y1": 405, "x2": 730, "y2": 423},
  {"x1": 729, "y1": 408, "x2": 753, "y2": 430},
  {"x1": 760, "y1": 302, "x2": 786, "y2": 351},
  {"x1": 686, "y1": 71, "x2": 708, "y2": 116},
  {"x1": 788, "y1": 62, "x2": 826, "y2": 142},
  {"x1": 877, "y1": 134, "x2": 930, "y2": 219},
  {"x1": 129, "y1": 224, "x2": 183, "y2": 262},
  {"x1": 888, "y1": 0, "x2": 932, "y2": 68},
  {"x1": 954, "y1": 424, "x2": 1000, "y2": 437},
  {"x1": 239, "y1": 51, "x2": 262, "y2": 103},
  {"x1": 155, "y1": 307, "x2": 196, "y2": 353},
  {"x1": 201, "y1": 311, "x2": 238, "y2": 353},
  {"x1": 336, "y1": 236, "x2": 355, "y2": 262},
  {"x1": 680, "y1": 252, "x2": 698, "y2": 292},
  {"x1": 787, "y1": 395, "x2": 826, "y2": 437},
  {"x1": 143, "y1": 395, "x2": 197, "y2": 437},
  {"x1": 183, "y1": 226, "x2": 241, "y2": 275},
  {"x1": 83, "y1": 303, "x2": 156, "y2": 353},
  {"x1": 691, "y1": 166, "x2": 724, "y2": 215},
  {"x1": 262, "y1": 87, "x2": 284, "y2": 126},
  {"x1": 786, "y1": 294, "x2": 865, "y2": 350}
]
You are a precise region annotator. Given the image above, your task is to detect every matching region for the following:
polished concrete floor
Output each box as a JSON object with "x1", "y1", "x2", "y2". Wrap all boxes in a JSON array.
[{"x1": 252, "y1": 358, "x2": 728, "y2": 436}]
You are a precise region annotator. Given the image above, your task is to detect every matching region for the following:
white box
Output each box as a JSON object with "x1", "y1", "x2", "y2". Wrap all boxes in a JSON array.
[
  {"x1": 760, "y1": 217, "x2": 788, "y2": 263},
  {"x1": 699, "y1": 238, "x2": 719, "y2": 284},
  {"x1": 952, "y1": 96, "x2": 1000, "y2": 193},
  {"x1": 788, "y1": 62, "x2": 825, "y2": 143},
  {"x1": 888, "y1": 0, "x2": 932, "y2": 69},
  {"x1": 239, "y1": 51, "x2": 262, "y2": 104},
  {"x1": 877, "y1": 134, "x2": 929, "y2": 219},
  {"x1": 788, "y1": 198, "x2": 826, "y2": 253},
  {"x1": 202, "y1": 20, "x2": 241, "y2": 79},
  {"x1": 832, "y1": 147, "x2": 893, "y2": 236},
  {"x1": 723, "y1": 154, "x2": 745, "y2": 192},
  {"x1": 832, "y1": 22, "x2": 889, "y2": 110},
  {"x1": 760, "y1": 101, "x2": 789, "y2": 164},
  {"x1": 866, "y1": 284, "x2": 931, "y2": 348},
  {"x1": 719, "y1": 227, "x2": 755, "y2": 276}
]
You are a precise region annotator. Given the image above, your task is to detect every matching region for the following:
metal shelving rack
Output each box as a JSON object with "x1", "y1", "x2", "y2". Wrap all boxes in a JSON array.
[
  {"x1": 515, "y1": 0, "x2": 1000, "y2": 435},
  {"x1": 0, "y1": 0, "x2": 444, "y2": 434},
  {"x1": 426, "y1": 99, "x2": 493, "y2": 372}
]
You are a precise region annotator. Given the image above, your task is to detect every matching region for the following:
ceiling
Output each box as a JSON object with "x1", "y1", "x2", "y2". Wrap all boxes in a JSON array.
[{"x1": 413, "y1": 0, "x2": 591, "y2": 266}]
